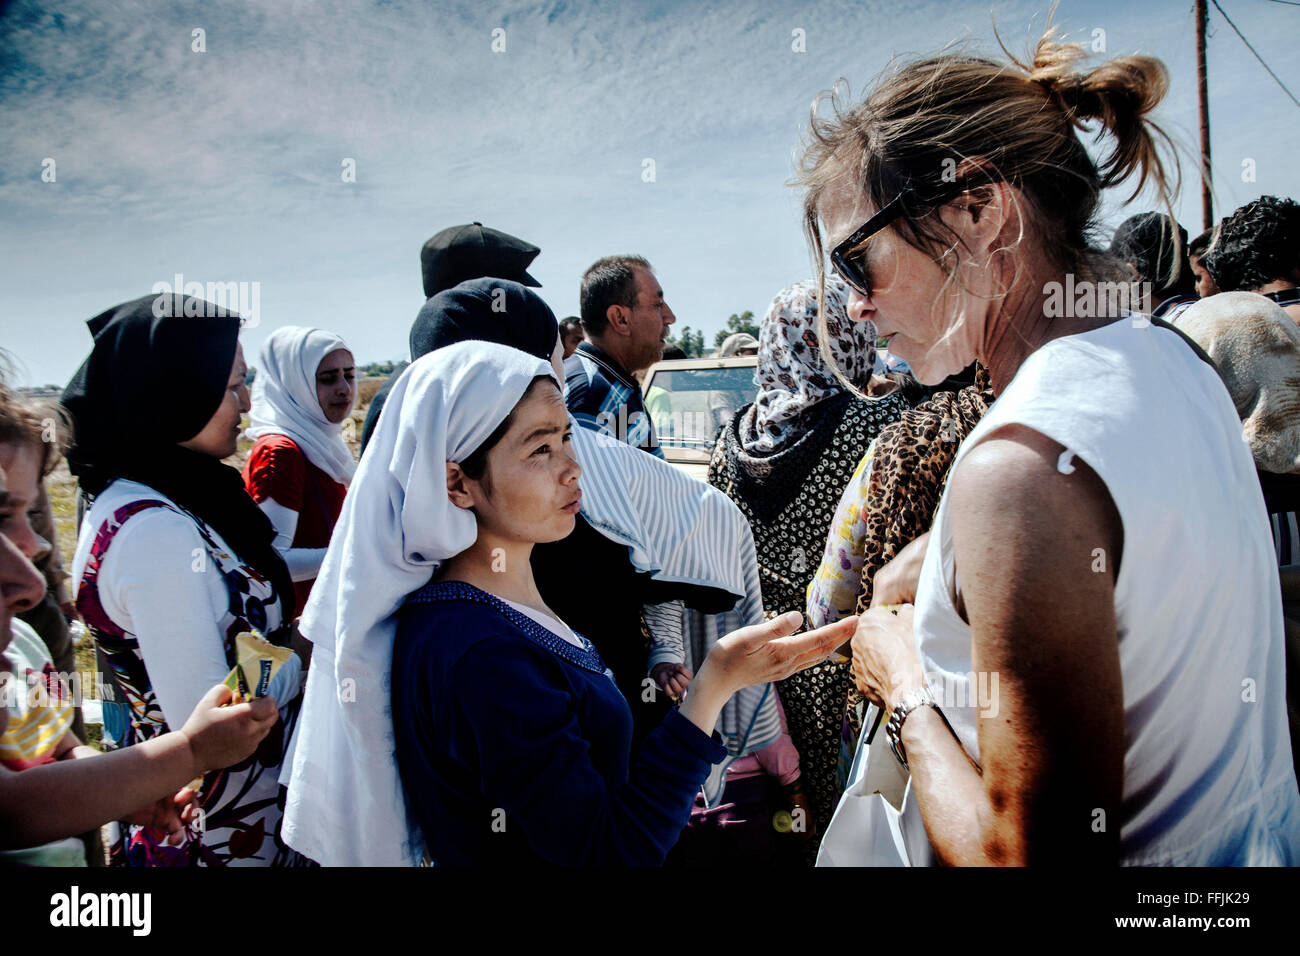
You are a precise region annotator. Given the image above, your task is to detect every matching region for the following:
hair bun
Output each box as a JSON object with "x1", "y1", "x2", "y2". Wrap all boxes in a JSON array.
[{"x1": 1017, "y1": 29, "x2": 1172, "y2": 197}]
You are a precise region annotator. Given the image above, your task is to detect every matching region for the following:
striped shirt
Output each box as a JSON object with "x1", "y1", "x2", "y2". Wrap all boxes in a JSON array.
[
  {"x1": 1, "y1": 619, "x2": 74, "y2": 770},
  {"x1": 564, "y1": 343, "x2": 664, "y2": 458}
]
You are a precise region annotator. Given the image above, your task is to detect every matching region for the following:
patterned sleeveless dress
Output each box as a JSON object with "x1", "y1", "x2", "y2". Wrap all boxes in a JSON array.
[{"x1": 76, "y1": 495, "x2": 305, "y2": 866}]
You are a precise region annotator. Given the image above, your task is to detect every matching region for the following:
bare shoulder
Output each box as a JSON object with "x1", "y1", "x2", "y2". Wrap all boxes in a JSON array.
[
  {"x1": 947, "y1": 423, "x2": 1124, "y2": 602},
  {"x1": 949, "y1": 425, "x2": 1120, "y2": 532}
]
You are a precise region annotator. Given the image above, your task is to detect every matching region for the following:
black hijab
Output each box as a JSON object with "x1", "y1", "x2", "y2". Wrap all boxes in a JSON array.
[
  {"x1": 409, "y1": 277, "x2": 558, "y2": 361},
  {"x1": 360, "y1": 278, "x2": 558, "y2": 454},
  {"x1": 62, "y1": 294, "x2": 295, "y2": 624}
]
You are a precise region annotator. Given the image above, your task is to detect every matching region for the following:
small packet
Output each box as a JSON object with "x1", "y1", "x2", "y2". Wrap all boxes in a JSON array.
[
  {"x1": 223, "y1": 630, "x2": 294, "y2": 705},
  {"x1": 185, "y1": 631, "x2": 293, "y2": 791}
]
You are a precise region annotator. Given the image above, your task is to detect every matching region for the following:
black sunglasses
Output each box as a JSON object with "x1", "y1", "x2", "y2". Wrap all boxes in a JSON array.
[{"x1": 830, "y1": 180, "x2": 972, "y2": 299}]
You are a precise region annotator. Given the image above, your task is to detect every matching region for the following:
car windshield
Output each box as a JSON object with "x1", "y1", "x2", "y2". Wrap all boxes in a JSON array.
[{"x1": 645, "y1": 365, "x2": 756, "y2": 449}]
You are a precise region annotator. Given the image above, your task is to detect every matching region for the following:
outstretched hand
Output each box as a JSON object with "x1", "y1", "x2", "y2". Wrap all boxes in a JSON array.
[
  {"x1": 705, "y1": 611, "x2": 858, "y2": 696},
  {"x1": 678, "y1": 611, "x2": 858, "y2": 738},
  {"x1": 178, "y1": 683, "x2": 279, "y2": 778}
]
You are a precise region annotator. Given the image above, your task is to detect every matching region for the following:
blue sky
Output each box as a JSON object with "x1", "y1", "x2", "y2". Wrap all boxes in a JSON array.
[{"x1": 2, "y1": 0, "x2": 1298, "y2": 387}]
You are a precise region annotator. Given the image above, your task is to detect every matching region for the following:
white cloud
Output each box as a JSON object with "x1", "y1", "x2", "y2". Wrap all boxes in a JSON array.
[{"x1": 1, "y1": 0, "x2": 1297, "y2": 384}]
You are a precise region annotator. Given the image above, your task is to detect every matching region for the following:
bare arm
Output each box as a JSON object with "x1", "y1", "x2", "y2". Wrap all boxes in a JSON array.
[
  {"x1": 258, "y1": 498, "x2": 328, "y2": 582},
  {"x1": 50, "y1": 728, "x2": 96, "y2": 762},
  {"x1": 853, "y1": 425, "x2": 1124, "y2": 865},
  {"x1": 0, "y1": 685, "x2": 277, "y2": 849}
]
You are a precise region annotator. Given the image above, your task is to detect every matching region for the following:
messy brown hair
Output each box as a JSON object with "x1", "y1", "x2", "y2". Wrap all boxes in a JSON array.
[
  {"x1": 798, "y1": 26, "x2": 1179, "y2": 313},
  {"x1": 0, "y1": 385, "x2": 72, "y2": 478}
]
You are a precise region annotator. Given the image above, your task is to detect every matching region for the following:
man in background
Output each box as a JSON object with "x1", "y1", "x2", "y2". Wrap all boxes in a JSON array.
[
  {"x1": 1203, "y1": 196, "x2": 1300, "y2": 324},
  {"x1": 1189, "y1": 228, "x2": 1221, "y2": 299},
  {"x1": 565, "y1": 255, "x2": 675, "y2": 457},
  {"x1": 558, "y1": 316, "x2": 585, "y2": 359},
  {"x1": 1109, "y1": 212, "x2": 1197, "y2": 317}
]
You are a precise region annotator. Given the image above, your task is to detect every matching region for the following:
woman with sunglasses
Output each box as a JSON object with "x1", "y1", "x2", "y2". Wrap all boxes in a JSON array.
[{"x1": 802, "y1": 29, "x2": 1300, "y2": 865}]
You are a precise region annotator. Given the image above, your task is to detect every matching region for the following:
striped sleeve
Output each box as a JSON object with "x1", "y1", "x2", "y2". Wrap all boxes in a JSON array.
[{"x1": 0, "y1": 621, "x2": 75, "y2": 770}]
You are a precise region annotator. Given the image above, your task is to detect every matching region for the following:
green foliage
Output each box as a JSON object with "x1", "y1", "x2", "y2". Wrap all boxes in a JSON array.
[
  {"x1": 668, "y1": 326, "x2": 707, "y2": 357},
  {"x1": 359, "y1": 361, "x2": 396, "y2": 376},
  {"x1": 714, "y1": 310, "x2": 760, "y2": 348}
]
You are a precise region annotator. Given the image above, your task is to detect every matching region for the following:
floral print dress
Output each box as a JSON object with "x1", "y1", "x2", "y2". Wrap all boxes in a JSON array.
[{"x1": 75, "y1": 492, "x2": 304, "y2": 866}]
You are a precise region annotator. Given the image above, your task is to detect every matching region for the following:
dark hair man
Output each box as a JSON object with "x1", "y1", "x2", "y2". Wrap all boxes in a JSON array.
[
  {"x1": 558, "y1": 316, "x2": 585, "y2": 359},
  {"x1": 565, "y1": 255, "x2": 675, "y2": 456},
  {"x1": 1109, "y1": 212, "x2": 1196, "y2": 315},
  {"x1": 1203, "y1": 196, "x2": 1300, "y2": 323},
  {"x1": 1189, "y1": 229, "x2": 1221, "y2": 299}
]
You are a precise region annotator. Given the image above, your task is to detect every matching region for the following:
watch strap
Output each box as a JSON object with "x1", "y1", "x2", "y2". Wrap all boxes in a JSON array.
[{"x1": 887, "y1": 686, "x2": 937, "y2": 771}]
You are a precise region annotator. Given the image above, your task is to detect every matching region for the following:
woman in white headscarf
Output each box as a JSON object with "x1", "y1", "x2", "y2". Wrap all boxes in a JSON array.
[
  {"x1": 243, "y1": 327, "x2": 357, "y2": 618},
  {"x1": 281, "y1": 340, "x2": 855, "y2": 866}
]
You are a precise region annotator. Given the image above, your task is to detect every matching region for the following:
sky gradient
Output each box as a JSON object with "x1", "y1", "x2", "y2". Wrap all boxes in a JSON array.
[{"x1": 2, "y1": 0, "x2": 1298, "y2": 386}]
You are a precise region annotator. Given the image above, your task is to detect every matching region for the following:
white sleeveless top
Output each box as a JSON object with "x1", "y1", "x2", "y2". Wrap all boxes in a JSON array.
[{"x1": 902, "y1": 317, "x2": 1298, "y2": 865}]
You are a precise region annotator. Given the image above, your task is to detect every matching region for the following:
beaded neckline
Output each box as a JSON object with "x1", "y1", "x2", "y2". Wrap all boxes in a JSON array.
[{"x1": 407, "y1": 580, "x2": 613, "y2": 679}]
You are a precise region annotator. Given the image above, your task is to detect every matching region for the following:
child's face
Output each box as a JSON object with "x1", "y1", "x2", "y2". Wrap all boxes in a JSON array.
[
  {"x1": 0, "y1": 441, "x2": 46, "y2": 562},
  {"x1": 0, "y1": 455, "x2": 47, "y2": 672},
  {"x1": 454, "y1": 381, "x2": 582, "y2": 547}
]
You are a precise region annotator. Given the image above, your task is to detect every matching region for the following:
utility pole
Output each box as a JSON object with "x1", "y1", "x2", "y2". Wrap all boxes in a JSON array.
[{"x1": 1196, "y1": 0, "x2": 1213, "y2": 231}]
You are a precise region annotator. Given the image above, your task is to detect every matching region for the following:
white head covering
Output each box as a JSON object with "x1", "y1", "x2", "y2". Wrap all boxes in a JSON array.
[
  {"x1": 248, "y1": 326, "x2": 357, "y2": 485},
  {"x1": 283, "y1": 339, "x2": 775, "y2": 866},
  {"x1": 282, "y1": 341, "x2": 554, "y2": 866}
]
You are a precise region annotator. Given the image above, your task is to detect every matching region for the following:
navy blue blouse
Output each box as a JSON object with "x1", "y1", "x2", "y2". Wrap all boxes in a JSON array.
[{"x1": 391, "y1": 580, "x2": 726, "y2": 866}]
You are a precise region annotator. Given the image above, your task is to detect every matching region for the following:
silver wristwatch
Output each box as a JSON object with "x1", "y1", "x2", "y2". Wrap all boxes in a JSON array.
[{"x1": 886, "y1": 686, "x2": 940, "y2": 772}]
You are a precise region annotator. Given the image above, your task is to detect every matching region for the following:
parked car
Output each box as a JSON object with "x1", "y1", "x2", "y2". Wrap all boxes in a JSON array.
[{"x1": 642, "y1": 355, "x2": 757, "y2": 480}]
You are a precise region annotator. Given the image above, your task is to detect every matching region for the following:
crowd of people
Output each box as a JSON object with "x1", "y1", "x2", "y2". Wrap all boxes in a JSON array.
[{"x1": 2, "y1": 27, "x2": 1299, "y2": 867}]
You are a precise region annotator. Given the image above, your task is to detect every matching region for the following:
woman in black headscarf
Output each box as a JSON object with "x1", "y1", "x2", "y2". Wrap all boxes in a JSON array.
[
  {"x1": 360, "y1": 278, "x2": 563, "y2": 453},
  {"x1": 63, "y1": 293, "x2": 304, "y2": 867}
]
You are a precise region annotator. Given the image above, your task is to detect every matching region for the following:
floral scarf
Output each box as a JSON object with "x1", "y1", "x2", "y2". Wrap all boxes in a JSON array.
[{"x1": 738, "y1": 277, "x2": 877, "y2": 458}]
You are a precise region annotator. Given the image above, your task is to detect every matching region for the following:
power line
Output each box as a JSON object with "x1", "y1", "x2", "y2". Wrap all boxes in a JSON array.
[
  {"x1": 1209, "y1": 0, "x2": 1300, "y2": 110},
  {"x1": 1264, "y1": 0, "x2": 1300, "y2": 7}
]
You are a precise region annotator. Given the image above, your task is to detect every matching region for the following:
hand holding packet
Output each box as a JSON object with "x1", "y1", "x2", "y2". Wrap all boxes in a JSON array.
[{"x1": 185, "y1": 631, "x2": 294, "y2": 791}]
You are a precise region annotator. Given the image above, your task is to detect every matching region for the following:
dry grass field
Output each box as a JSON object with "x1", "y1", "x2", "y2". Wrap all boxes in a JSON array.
[{"x1": 51, "y1": 379, "x2": 383, "y2": 731}]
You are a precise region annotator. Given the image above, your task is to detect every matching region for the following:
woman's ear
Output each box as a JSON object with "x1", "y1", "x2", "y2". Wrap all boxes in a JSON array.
[
  {"x1": 445, "y1": 462, "x2": 477, "y2": 511},
  {"x1": 941, "y1": 180, "x2": 1011, "y2": 259}
]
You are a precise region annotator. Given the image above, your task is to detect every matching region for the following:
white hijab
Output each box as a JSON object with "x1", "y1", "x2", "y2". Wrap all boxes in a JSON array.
[
  {"x1": 282, "y1": 341, "x2": 554, "y2": 867},
  {"x1": 248, "y1": 326, "x2": 357, "y2": 485},
  {"x1": 283, "y1": 340, "x2": 772, "y2": 866}
]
